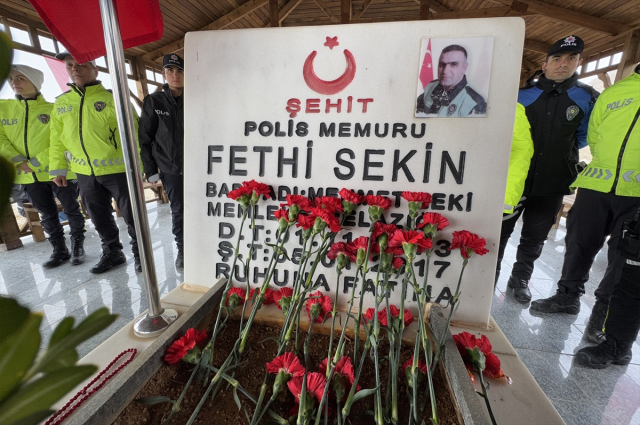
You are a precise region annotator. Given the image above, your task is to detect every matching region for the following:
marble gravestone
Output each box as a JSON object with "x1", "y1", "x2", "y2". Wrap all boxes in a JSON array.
[{"x1": 183, "y1": 18, "x2": 525, "y2": 325}]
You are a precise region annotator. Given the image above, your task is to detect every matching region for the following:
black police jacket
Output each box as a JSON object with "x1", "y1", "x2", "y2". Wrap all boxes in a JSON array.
[
  {"x1": 518, "y1": 73, "x2": 599, "y2": 196},
  {"x1": 139, "y1": 84, "x2": 184, "y2": 178}
]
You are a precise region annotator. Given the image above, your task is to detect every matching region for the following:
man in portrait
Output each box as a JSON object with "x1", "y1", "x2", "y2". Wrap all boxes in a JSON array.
[{"x1": 416, "y1": 44, "x2": 487, "y2": 117}]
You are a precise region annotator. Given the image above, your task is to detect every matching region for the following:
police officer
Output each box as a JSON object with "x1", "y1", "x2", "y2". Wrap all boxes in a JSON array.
[
  {"x1": 139, "y1": 53, "x2": 185, "y2": 271},
  {"x1": 0, "y1": 65, "x2": 85, "y2": 268},
  {"x1": 416, "y1": 44, "x2": 487, "y2": 117},
  {"x1": 532, "y1": 64, "x2": 640, "y2": 345},
  {"x1": 49, "y1": 52, "x2": 141, "y2": 274},
  {"x1": 496, "y1": 36, "x2": 599, "y2": 303}
]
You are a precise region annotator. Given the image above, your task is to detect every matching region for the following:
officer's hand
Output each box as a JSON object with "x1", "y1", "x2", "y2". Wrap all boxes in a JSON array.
[
  {"x1": 53, "y1": 176, "x2": 67, "y2": 187},
  {"x1": 17, "y1": 161, "x2": 32, "y2": 173}
]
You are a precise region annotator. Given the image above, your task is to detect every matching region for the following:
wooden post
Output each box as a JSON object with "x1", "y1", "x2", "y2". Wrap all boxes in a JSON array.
[
  {"x1": 133, "y1": 57, "x2": 149, "y2": 101},
  {"x1": 615, "y1": 29, "x2": 640, "y2": 82},
  {"x1": 0, "y1": 205, "x2": 24, "y2": 251},
  {"x1": 269, "y1": 0, "x2": 279, "y2": 27},
  {"x1": 597, "y1": 72, "x2": 612, "y2": 89},
  {"x1": 341, "y1": 0, "x2": 351, "y2": 24},
  {"x1": 420, "y1": 0, "x2": 431, "y2": 20}
]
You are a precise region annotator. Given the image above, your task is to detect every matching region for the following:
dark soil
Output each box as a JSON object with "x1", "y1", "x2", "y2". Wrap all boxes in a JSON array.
[{"x1": 115, "y1": 320, "x2": 461, "y2": 425}]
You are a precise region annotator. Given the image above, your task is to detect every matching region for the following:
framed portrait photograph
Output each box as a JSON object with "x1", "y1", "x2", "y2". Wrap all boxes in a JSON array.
[{"x1": 416, "y1": 36, "x2": 494, "y2": 118}]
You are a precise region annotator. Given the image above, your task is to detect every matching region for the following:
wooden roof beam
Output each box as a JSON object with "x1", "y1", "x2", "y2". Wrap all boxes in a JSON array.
[
  {"x1": 408, "y1": 0, "x2": 450, "y2": 14},
  {"x1": 524, "y1": 39, "x2": 550, "y2": 54},
  {"x1": 142, "y1": 0, "x2": 269, "y2": 61},
  {"x1": 313, "y1": 0, "x2": 340, "y2": 23},
  {"x1": 278, "y1": 0, "x2": 304, "y2": 24},
  {"x1": 489, "y1": 0, "x2": 631, "y2": 36}
]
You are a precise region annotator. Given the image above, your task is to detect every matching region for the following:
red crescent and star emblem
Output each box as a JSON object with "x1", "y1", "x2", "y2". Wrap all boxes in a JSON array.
[{"x1": 303, "y1": 36, "x2": 356, "y2": 95}]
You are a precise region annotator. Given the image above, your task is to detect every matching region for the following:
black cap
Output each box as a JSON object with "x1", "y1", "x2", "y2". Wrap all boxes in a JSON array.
[
  {"x1": 55, "y1": 51, "x2": 96, "y2": 66},
  {"x1": 163, "y1": 53, "x2": 184, "y2": 70},
  {"x1": 547, "y1": 35, "x2": 584, "y2": 57}
]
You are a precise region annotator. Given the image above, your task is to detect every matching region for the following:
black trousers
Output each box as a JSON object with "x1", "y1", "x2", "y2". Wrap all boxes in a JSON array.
[
  {"x1": 160, "y1": 173, "x2": 183, "y2": 246},
  {"x1": 24, "y1": 180, "x2": 85, "y2": 240},
  {"x1": 558, "y1": 188, "x2": 640, "y2": 303},
  {"x1": 604, "y1": 259, "x2": 640, "y2": 343},
  {"x1": 76, "y1": 173, "x2": 137, "y2": 252},
  {"x1": 497, "y1": 194, "x2": 564, "y2": 281}
]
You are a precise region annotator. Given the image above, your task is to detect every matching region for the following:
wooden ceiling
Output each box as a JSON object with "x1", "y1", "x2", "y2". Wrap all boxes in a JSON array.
[{"x1": 1, "y1": 0, "x2": 640, "y2": 81}]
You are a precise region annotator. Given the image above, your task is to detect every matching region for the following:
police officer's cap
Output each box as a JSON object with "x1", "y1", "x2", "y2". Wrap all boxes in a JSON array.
[
  {"x1": 163, "y1": 54, "x2": 184, "y2": 71},
  {"x1": 55, "y1": 51, "x2": 97, "y2": 67},
  {"x1": 547, "y1": 35, "x2": 584, "y2": 57}
]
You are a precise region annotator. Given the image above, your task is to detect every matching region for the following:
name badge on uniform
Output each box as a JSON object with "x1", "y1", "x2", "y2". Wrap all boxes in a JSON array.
[
  {"x1": 566, "y1": 105, "x2": 579, "y2": 121},
  {"x1": 447, "y1": 104, "x2": 457, "y2": 117}
]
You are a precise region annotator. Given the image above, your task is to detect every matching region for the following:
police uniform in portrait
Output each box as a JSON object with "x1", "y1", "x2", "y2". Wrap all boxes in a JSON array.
[
  {"x1": 416, "y1": 44, "x2": 486, "y2": 117},
  {"x1": 49, "y1": 52, "x2": 141, "y2": 274}
]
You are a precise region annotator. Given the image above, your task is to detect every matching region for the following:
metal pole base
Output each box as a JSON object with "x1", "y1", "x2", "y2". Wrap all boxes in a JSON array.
[{"x1": 133, "y1": 308, "x2": 179, "y2": 338}]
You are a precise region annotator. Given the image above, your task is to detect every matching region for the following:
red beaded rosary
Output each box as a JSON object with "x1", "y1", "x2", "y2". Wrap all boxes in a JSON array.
[{"x1": 45, "y1": 348, "x2": 137, "y2": 425}]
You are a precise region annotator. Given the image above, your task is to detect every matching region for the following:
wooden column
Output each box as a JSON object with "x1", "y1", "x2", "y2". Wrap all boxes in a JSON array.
[
  {"x1": 420, "y1": 0, "x2": 431, "y2": 20},
  {"x1": 615, "y1": 29, "x2": 640, "y2": 82},
  {"x1": 0, "y1": 205, "x2": 24, "y2": 251},
  {"x1": 133, "y1": 57, "x2": 149, "y2": 101},
  {"x1": 341, "y1": 0, "x2": 351, "y2": 24},
  {"x1": 269, "y1": 0, "x2": 280, "y2": 27}
]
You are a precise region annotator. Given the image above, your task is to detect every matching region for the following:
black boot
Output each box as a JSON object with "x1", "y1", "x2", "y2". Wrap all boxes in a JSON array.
[
  {"x1": 70, "y1": 236, "x2": 86, "y2": 265},
  {"x1": 131, "y1": 245, "x2": 142, "y2": 273},
  {"x1": 575, "y1": 335, "x2": 632, "y2": 369},
  {"x1": 90, "y1": 247, "x2": 126, "y2": 274},
  {"x1": 175, "y1": 245, "x2": 184, "y2": 272},
  {"x1": 530, "y1": 290, "x2": 581, "y2": 314},
  {"x1": 585, "y1": 301, "x2": 609, "y2": 344},
  {"x1": 507, "y1": 276, "x2": 532, "y2": 303},
  {"x1": 43, "y1": 237, "x2": 71, "y2": 268}
]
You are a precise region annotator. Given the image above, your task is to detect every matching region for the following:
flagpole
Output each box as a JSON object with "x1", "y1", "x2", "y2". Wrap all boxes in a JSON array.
[{"x1": 98, "y1": 0, "x2": 178, "y2": 337}]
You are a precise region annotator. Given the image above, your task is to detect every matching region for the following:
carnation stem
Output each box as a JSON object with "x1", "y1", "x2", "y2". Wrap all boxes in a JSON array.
[
  {"x1": 353, "y1": 232, "x2": 374, "y2": 364},
  {"x1": 297, "y1": 320, "x2": 315, "y2": 425},
  {"x1": 238, "y1": 212, "x2": 257, "y2": 335},
  {"x1": 372, "y1": 271, "x2": 384, "y2": 425},
  {"x1": 478, "y1": 371, "x2": 498, "y2": 425},
  {"x1": 326, "y1": 269, "x2": 342, "y2": 377}
]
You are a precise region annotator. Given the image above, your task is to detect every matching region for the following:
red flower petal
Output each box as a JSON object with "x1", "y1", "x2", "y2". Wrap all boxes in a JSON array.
[
  {"x1": 314, "y1": 196, "x2": 344, "y2": 213},
  {"x1": 242, "y1": 179, "x2": 271, "y2": 198},
  {"x1": 449, "y1": 230, "x2": 489, "y2": 259},
  {"x1": 417, "y1": 212, "x2": 450, "y2": 231},
  {"x1": 401, "y1": 191, "x2": 432, "y2": 208},
  {"x1": 281, "y1": 194, "x2": 312, "y2": 211},
  {"x1": 225, "y1": 287, "x2": 246, "y2": 307},
  {"x1": 327, "y1": 242, "x2": 356, "y2": 262},
  {"x1": 339, "y1": 188, "x2": 365, "y2": 205},
  {"x1": 366, "y1": 195, "x2": 392, "y2": 209},
  {"x1": 296, "y1": 214, "x2": 316, "y2": 230},
  {"x1": 273, "y1": 287, "x2": 294, "y2": 310},
  {"x1": 305, "y1": 291, "x2": 333, "y2": 323},
  {"x1": 266, "y1": 352, "x2": 305, "y2": 377}
]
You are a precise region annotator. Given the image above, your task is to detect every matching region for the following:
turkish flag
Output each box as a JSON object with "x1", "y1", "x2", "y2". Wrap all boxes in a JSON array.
[
  {"x1": 419, "y1": 39, "x2": 434, "y2": 89},
  {"x1": 28, "y1": 0, "x2": 163, "y2": 64},
  {"x1": 44, "y1": 56, "x2": 69, "y2": 91}
]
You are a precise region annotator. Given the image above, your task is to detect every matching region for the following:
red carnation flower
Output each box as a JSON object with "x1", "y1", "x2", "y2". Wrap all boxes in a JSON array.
[
  {"x1": 243, "y1": 179, "x2": 271, "y2": 198},
  {"x1": 287, "y1": 372, "x2": 327, "y2": 404},
  {"x1": 401, "y1": 191, "x2": 432, "y2": 209},
  {"x1": 319, "y1": 356, "x2": 361, "y2": 400},
  {"x1": 391, "y1": 256, "x2": 405, "y2": 271},
  {"x1": 281, "y1": 194, "x2": 312, "y2": 211},
  {"x1": 327, "y1": 242, "x2": 356, "y2": 262},
  {"x1": 296, "y1": 214, "x2": 316, "y2": 230},
  {"x1": 349, "y1": 236, "x2": 370, "y2": 252},
  {"x1": 225, "y1": 287, "x2": 246, "y2": 309},
  {"x1": 361, "y1": 308, "x2": 377, "y2": 327},
  {"x1": 418, "y1": 212, "x2": 449, "y2": 231},
  {"x1": 273, "y1": 287, "x2": 294, "y2": 310},
  {"x1": 389, "y1": 229, "x2": 431, "y2": 256},
  {"x1": 227, "y1": 186, "x2": 251, "y2": 201},
  {"x1": 402, "y1": 356, "x2": 428, "y2": 374},
  {"x1": 379, "y1": 305, "x2": 414, "y2": 328},
  {"x1": 366, "y1": 195, "x2": 392, "y2": 209},
  {"x1": 311, "y1": 208, "x2": 342, "y2": 233},
  {"x1": 314, "y1": 196, "x2": 344, "y2": 213},
  {"x1": 306, "y1": 291, "x2": 333, "y2": 323},
  {"x1": 372, "y1": 222, "x2": 399, "y2": 243},
  {"x1": 250, "y1": 287, "x2": 275, "y2": 305},
  {"x1": 453, "y1": 332, "x2": 506, "y2": 380},
  {"x1": 164, "y1": 328, "x2": 208, "y2": 365},
  {"x1": 274, "y1": 208, "x2": 289, "y2": 222},
  {"x1": 449, "y1": 230, "x2": 489, "y2": 259},
  {"x1": 339, "y1": 188, "x2": 365, "y2": 205},
  {"x1": 266, "y1": 352, "x2": 305, "y2": 378}
]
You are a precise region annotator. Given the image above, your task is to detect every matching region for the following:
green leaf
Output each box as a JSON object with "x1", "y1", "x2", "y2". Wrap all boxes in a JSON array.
[
  {"x1": 266, "y1": 409, "x2": 288, "y2": 425},
  {"x1": 0, "y1": 365, "x2": 96, "y2": 425},
  {"x1": 28, "y1": 308, "x2": 116, "y2": 377},
  {"x1": 136, "y1": 396, "x2": 175, "y2": 406},
  {"x1": 349, "y1": 386, "x2": 379, "y2": 405},
  {"x1": 48, "y1": 317, "x2": 75, "y2": 348},
  {"x1": 233, "y1": 389, "x2": 241, "y2": 411},
  {"x1": 3, "y1": 409, "x2": 54, "y2": 425},
  {"x1": 39, "y1": 349, "x2": 78, "y2": 375},
  {"x1": 0, "y1": 297, "x2": 30, "y2": 345},
  {"x1": 0, "y1": 313, "x2": 42, "y2": 401}
]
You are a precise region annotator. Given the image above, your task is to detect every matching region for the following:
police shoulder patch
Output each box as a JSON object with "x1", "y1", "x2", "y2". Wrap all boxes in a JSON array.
[
  {"x1": 37, "y1": 114, "x2": 50, "y2": 124},
  {"x1": 94, "y1": 101, "x2": 106, "y2": 112},
  {"x1": 566, "y1": 105, "x2": 580, "y2": 121},
  {"x1": 465, "y1": 86, "x2": 487, "y2": 114}
]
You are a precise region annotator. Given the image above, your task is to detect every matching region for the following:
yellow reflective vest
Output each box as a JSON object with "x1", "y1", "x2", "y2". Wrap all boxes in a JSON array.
[
  {"x1": 573, "y1": 71, "x2": 640, "y2": 197},
  {"x1": 503, "y1": 103, "x2": 535, "y2": 213},
  {"x1": 49, "y1": 83, "x2": 140, "y2": 177},
  {"x1": 0, "y1": 94, "x2": 78, "y2": 184}
]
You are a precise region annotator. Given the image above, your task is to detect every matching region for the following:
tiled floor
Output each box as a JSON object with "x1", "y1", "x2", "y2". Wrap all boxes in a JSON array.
[{"x1": 2, "y1": 203, "x2": 640, "y2": 424}]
